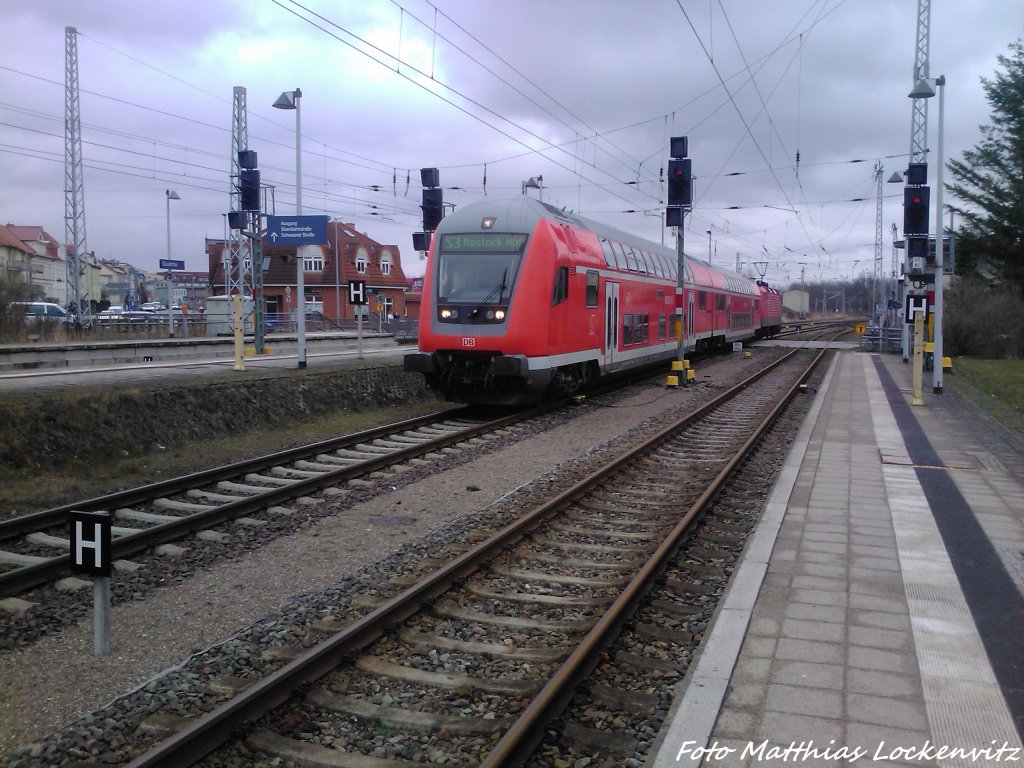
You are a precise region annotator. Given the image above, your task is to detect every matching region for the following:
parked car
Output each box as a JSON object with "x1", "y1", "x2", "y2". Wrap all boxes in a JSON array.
[
  {"x1": 9, "y1": 301, "x2": 74, "y2": 325},
  {"x1": 141, "y1": 301, "x2": 166, "y2": 311},
  {"x1": 95, "y1": 306, "x2": 123, "y2": 323},
  {"x1": 119, "y1": 310, "x2": 159, "y2": 324}
]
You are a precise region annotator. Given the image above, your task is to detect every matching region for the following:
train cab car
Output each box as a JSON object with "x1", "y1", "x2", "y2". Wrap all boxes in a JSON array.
[
  {"x1": 405, "y1": 197, "x2": 620, "y2": 404},
  {"x1": 404, "y1": 196, "x2": 769, "y2": 405}
]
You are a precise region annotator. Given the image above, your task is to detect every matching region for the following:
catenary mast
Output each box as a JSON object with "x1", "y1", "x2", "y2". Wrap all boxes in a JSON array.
[
  {"x1": 227, "y1": 86, "x2": 250, "y2": 298},
  {"x1": 901, "y1": 0, "x2": 931, "y2": 361},
  {"x1": 909, "y1": 0, "x2": 931, "y2": 164},
  {"x1": 64, "y1": 26, "x2": 90, "y2": 325}
]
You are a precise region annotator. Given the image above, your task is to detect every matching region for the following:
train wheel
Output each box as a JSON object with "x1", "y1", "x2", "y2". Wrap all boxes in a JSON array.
[{"x1": 552, "y1": 364, "x2": 585, "y2": 396}]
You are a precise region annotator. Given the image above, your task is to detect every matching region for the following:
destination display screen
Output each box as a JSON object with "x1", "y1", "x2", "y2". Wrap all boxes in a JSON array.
[{"x1": 440, "y1": 233, "x2": 528, "y2": 253}]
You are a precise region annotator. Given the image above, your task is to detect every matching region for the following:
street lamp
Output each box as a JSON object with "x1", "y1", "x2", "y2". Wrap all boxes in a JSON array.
[
  {"x1": 166, "y1": 190, "x2": 180, "y2": 336},
  {"x1": 705, "y1": 229, "x2": 712, "y2": 262},
  {"x1": 273, "y1": 87, "x2": 307, "y2": 369},
  {"x1": 908, "y1": 75, "x2": 946, "y2": 394}
]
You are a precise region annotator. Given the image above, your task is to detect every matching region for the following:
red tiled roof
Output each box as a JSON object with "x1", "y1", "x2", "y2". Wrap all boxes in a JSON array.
[
  {"x1": 3, "y1": 225, "x2": 61, "y2": 260},
  {"x1": 0, "y1": 224, "x2": 34, "y2": 254}
]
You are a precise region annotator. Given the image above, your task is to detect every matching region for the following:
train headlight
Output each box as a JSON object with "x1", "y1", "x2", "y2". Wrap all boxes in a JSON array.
[
  {"x1": 494, "y1": 309, "x2": 506, "y2": 321},
  {"x1": 440, "y1": 307, "x2": 459, "y2": 320},
  {"x1": 485, "y1": 310, "x2": 494, "y2": 320}
]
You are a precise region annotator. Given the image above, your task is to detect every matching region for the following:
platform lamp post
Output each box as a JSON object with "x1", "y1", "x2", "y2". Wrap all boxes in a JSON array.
[
  {"x1": 273, "y1": 87, "x2": 307, "y2": 368},
  {"x1": 165, "y1": 190, "x2": 180, "y2": 337},
  {"x1": 909, "y1": 75, "x2": 946, "y2": 393}
]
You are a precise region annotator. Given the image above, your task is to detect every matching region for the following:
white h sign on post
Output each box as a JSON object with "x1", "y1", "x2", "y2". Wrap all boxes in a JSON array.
[
  {"x1": 69, "y1": 511, "x2": 112, "y2": 655},
  {"x1": 347, "y1": 279, "x2": 367, "y2": 306},
  {"x1": 348, "y1": 280, "x2": 367, "y2": 359},
  {"x1": 905, "y1": 294, "x2": 929, "y2": 324}
]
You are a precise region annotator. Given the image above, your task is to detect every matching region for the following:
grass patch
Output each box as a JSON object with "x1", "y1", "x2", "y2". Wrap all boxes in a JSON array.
[
  {"x1": 947, "y1": 357, "x2": 1024, "y2": 436},
  {"x1": 0, "y1": 400, "x2": 445, "y2": 517}
]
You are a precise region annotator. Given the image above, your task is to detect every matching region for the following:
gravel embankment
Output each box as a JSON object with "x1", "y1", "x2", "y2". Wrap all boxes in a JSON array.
[{"x1": 0, "y1": 354, "x2": 763, "y2": 761}]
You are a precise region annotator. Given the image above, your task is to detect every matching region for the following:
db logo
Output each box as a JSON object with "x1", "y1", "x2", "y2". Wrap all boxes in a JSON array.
[{"x1": 462, "y1": 337, "x2": 476, "y2": 347}]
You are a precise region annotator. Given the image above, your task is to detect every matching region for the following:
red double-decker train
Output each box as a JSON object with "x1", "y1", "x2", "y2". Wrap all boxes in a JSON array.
[{"x1": 404, "y1": 197, "x2": 782, "y2": 404}]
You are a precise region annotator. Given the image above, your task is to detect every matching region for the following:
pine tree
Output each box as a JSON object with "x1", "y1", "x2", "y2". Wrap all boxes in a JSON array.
[{"x1": 947, "y1": 39, "x2": 1024, "y2": 287}]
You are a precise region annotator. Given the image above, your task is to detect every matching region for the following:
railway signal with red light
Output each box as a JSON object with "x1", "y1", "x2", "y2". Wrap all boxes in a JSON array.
[
  {"x1": 667, "y1": 158, "x2": 692, "y2": 207},
  {"x1": 903, "y1": 186, "x2": 930, "y2": 236}
]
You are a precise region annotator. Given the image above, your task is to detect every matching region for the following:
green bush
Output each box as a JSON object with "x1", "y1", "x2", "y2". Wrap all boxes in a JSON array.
[{"x1": 944, "y1": 279, "x2": 1024, "y2": 358}]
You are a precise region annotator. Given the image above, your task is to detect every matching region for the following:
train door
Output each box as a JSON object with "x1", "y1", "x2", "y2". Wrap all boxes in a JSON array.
[
  {"x1": 604, "y1": 281, "x2": 619, "y2": 368},
  {"x1": 687, "y1": 291, "x2": 695, "y2": 345}
]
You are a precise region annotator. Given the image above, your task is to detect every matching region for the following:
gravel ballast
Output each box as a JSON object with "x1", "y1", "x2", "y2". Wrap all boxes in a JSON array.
[{"x1": 0, "y1": 354, "x2": 771, "y2": 760}]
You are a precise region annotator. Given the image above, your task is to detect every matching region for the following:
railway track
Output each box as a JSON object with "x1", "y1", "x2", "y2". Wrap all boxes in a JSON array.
[
  {"x1": 0, "y1": 353, "x2": 722, "y2": 650},
  {"x1": 94, "y1": 345, "x2": 828, "y2": 768},
  {"x1": 0, "y1": 407, "x2": 534, "y2": 600}
]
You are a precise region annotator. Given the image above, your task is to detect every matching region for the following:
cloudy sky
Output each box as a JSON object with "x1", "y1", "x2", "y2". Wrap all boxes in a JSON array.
[{"x1": 1, "y1": 0, "x2": 1021, "y2": 285}]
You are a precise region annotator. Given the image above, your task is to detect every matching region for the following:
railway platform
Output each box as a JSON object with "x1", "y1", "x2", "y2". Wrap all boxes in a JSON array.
[
  {"x1": 0, "y1": 332, "x2": 408, "y2": 393},
  {"x1": 650, "y1": 350, "x2": 1024, "y2": 767}
]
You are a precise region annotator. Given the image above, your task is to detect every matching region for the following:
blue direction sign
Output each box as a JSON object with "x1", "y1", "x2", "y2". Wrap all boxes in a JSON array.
[
  {"x1": 159, "y1": 259, "x2": 185, "y2": 270},
  {"x1": 267, "y1": 215, "x2": 329, "y2": 246}
]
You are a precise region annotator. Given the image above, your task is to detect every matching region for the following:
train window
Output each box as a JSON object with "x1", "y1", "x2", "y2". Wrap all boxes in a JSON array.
[
  {"x1": 659, "y1": 313, "x2": 666, "y2": 340},
  {"x1": 552, "y1": 266, "x2": 569, "y2": 305},
  {"x1": 586, "y1": 271, "x2": 599, "y2": 307},
  {"x1": 635, "y1": 249, "x2": 650, "y2": 274},
  {"x1": 623, "y1": 314, "x2": 634, "y2": 345},
  {"x1": 624, "y1": 246, "x2": 638, "y2": 272},
  {"x1": 698, "y1": 291, "x2": 707, "y2": 311},
  {"x1": 716, "y1": 293, "x2": 726, "y2": 310},
  {"x1": 610, "y1": 241, "x2": 627, "y2": 270},
  {"x1": 754, "y1": 300, "x2": 759, "y2": 312},
  {"x1": 601, "y1": 239, "x2": 616, "y2": 268}
]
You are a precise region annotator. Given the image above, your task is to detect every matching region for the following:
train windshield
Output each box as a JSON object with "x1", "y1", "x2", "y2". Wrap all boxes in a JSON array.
[{"x1": 436, "y1": 233, "x2": 528, "y2": 303}]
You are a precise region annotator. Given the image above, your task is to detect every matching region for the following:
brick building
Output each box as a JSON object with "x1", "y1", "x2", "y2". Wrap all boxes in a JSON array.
[{"x1": 206, "y1": 219, "x2": 413, "y2": 321}]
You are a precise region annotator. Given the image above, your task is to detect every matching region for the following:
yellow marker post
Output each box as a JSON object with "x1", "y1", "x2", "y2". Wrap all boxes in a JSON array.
[
  {"x1": 912, "y1": 312, "x2": 924, "y2": 406},
  {"x1": 232, "y1": 294, "x2": 245, "y2": 372}
]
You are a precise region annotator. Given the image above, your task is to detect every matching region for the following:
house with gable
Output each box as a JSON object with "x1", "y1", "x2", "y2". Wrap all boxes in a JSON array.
[
  {"x1": 206, "y1": 218, "x2": 412, "y2": 322},
  {"x1": 2, "y1": 225, "x2": 67, "y2": 304}
]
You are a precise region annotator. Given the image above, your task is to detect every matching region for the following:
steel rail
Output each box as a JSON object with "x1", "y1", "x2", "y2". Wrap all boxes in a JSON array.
[
  {"x1": 122, "y1": 347, "x2": 812, "y2": 768},
  {"x1": 0, "y1": 407, "x2": 533, "y2": 597},
  {"x1": 0, "y1": 408, "x2": 467, "y2": 542},
  {"x1": 0, "y1": 354, "x2": 668, "y2": 546},
  {"x1": 479, "y1": 346, "x2": 830, "y2": 767}
]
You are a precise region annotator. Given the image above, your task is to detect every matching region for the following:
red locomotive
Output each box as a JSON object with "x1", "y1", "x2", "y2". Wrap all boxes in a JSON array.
[{"x1": 404, "y1": 197, "x2": 782, "y2": 404}]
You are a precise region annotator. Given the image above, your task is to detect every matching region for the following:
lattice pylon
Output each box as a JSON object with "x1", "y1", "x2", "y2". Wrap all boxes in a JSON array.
[
  {"x1": 65, "y1": 26, "x2": 91, "y2": 324},
  {"x1": 227, "y1": 86, "x2": 251, "y2": 298}
]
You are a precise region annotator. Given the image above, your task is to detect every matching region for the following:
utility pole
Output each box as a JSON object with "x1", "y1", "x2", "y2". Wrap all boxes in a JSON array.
[
  {"x1": 800, "y1": 266, "x2": 806, "y2": 319},
  {"x1": 873, "y1": 162, "x2": 883, "y2": 320},
  {"x1": 666, "y1": 137, "x2": 693, "y2": 386},
  {"x1": 903, "y1": 0, "x2": 931, "y2": 364}
]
